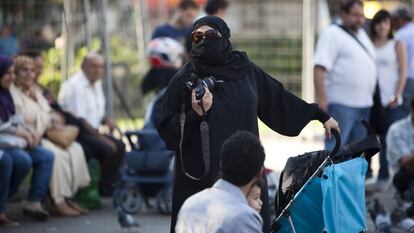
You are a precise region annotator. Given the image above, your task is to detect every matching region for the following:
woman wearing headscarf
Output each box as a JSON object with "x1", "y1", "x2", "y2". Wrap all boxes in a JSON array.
[
  {"x1": 0, "y1": 55, "x2": 54, "y2": 224},
  {"x1": 10, "y1": 55, "x2": 90, "y2": 217},
  {"x1": 158, "y1": 16, "x2": 340, "y2": 233}
]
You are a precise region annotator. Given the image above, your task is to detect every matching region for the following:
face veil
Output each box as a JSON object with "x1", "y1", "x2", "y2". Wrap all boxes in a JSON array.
[{"x1": 190, "y1": 16, "x2": 250, "y2": 80}]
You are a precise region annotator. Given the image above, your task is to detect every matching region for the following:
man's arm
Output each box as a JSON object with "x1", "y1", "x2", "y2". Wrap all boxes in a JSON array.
[
  {"x1": 386, "y1": 124, "x2": 414, "y2": 171},
  {"x1": 314, "y1": 65, "x2": 328, "y2": 112}
]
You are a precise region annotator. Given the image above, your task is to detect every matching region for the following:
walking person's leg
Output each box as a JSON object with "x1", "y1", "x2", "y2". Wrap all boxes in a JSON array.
[
  {"x1": 325, "y1": 104, "x2": 357, "y2": 150},
  {"x1": 346, "y1": 107, "x2": 370, "y2": 144},
  {"x1": 347, "y1": 107, "x2": 371, "y2": 178},
  {"x1": 377, "y1": 134, "x2": 389, "y2": 181}
]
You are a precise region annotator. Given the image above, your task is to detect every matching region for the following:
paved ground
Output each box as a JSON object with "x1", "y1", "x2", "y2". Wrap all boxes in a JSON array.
[
  {"x1": 3, "y1": 198, "x2": 170, "y2": 233},
  {"x1": 1, "y1": 127, "x2": 402, "y2": 233}
]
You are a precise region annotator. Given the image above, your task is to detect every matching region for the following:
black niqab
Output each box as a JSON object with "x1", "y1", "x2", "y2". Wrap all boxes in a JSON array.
[{"x1": 190, "y1": 16, "x2": 250, "y2": 80}]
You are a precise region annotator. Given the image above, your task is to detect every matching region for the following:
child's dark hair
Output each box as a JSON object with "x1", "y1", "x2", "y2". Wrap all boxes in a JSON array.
[
  {"x1": 220, "y1": 131, "x2": 265, "y2": 186},
  {"x1": 252, "y1": 178, "x2": 264, "y2": 189}
]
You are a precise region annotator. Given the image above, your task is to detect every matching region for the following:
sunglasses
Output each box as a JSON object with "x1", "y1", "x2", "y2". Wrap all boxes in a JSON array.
[{"x1": 191, "y1": 29, "x2": 222, "y2": 44}]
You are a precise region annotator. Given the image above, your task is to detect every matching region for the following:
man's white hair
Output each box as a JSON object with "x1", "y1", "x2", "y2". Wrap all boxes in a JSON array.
[{"x1": 82, "y1": 52, "x2": 103, "y2": 66}]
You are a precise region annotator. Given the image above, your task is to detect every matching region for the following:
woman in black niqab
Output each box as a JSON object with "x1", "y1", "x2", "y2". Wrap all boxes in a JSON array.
[{"x1": 158, "y1": 16, "x2": 339, "y2": 233}]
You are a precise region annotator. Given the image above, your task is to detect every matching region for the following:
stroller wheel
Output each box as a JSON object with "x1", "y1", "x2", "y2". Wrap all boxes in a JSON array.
[
  {"x1": 113, "y1": 187, "x2": 143, "y2": 214},
  {"x1": 156, "y1": 185, "x2": 173, "y2": 215}
]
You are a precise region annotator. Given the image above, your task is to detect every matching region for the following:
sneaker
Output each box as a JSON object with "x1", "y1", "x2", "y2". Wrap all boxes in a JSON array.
[{"x1": 22, "y1": 203, "x2": 49, "y2": 221}]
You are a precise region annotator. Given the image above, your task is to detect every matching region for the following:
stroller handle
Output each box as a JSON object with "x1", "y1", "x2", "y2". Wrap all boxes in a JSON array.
[{"x1": 331, "y1": 129, "x2": 341, "y2": 157}]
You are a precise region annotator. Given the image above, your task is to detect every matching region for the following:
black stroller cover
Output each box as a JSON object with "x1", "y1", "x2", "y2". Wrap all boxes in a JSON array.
[{"x1": 274, "y1": 133, "x2": 381, "y2": 217}]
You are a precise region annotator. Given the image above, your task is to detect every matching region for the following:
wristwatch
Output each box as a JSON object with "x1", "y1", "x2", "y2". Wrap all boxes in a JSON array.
[
  {"x1": 390, "y1": 94, "x2": 403, "y2": 105},
  {"x1": 389, "y1": 95, "x2": 397, "y2": 102}
]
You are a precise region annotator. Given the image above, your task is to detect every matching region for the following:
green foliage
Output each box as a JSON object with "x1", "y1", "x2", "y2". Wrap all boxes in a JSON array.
[
  {"x1": 38, "y1": 35, "x2": 145, "y2": 119},
  {"x1": 38, "y1": 38, "x2": 102, "y2": 97},
  {"x1": 235, "y1": 38, "x2": 302, "y2": 96}
]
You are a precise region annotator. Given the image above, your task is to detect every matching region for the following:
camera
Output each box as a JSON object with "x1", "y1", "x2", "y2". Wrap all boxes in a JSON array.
[{"x1": 185, "y1": 74, "x2": 218, "y2": 101}]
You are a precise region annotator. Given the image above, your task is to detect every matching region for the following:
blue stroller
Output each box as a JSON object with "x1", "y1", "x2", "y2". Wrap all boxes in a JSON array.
[
  {"x1": 272, "y1": 122, "x2": 381, "y2": 233},
  {"x1": 113, "y1": 89, "x2": 174, "y2": 215}
]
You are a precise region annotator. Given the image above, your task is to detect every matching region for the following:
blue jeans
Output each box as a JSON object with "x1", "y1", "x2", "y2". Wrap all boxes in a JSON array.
[
  {"x1": 325, "y1": 104, "x2": 371, "y2": 150},
  {"x1": 5, "y1": 147, "x2": 54, "y2": 202},
  {"x1": 0, "y1": 151, "x2": 13, "y2": 213}
]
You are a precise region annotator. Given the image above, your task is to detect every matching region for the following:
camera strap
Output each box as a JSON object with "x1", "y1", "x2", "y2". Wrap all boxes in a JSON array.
[{"x1": 179, "y1": 95, "x2": 211, "y2": 181}]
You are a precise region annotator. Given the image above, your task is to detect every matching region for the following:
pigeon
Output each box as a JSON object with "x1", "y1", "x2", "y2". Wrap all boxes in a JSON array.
[
  {"x1": 369, "y1": 199, "x2": 392, "y2": 233},
  {"x1": 117, "y1": 207, "x2": 140, "y2": 230}
]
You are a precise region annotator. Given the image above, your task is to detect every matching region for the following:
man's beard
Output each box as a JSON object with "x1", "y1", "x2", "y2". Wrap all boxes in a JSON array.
[{"x1": 348, "y1": 24, "x2": 361, "y2": 33}]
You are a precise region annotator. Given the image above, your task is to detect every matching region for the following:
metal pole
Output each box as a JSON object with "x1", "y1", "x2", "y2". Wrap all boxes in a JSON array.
[
  {"x1": 98, "y1": 0, "x2": 114, "y2": 119},
  {"x1": 158, "y1": 0, "x2": 168, "y2": 24},
  {"x1": 133, "y1": 0, "x2": 148, "y2": 75},
  {"x1": 141, "y1": 0, "x2": 150, "y2": 46},
  {"x1": 301, "y1": 0, "x2": 315, "y2": 102},
  {"x1": 83, "y1": 0, "x2": 92, "y2": 51},
  {"x1": 62, "y1": 0, "x2": 70, "y2": 81}
]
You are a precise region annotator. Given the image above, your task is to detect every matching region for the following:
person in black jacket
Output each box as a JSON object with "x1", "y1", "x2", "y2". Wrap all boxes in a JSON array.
[{"x1": 158, "y1": 16, "x2": 340, "y2": 233}]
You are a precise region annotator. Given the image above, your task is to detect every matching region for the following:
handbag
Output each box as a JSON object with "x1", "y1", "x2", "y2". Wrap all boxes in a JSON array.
[
  {"x1": 0, "y1": 134, "x2": 28, "y2": 149},
  {"x1": 46, "y1": 125, "x2": 79, "y2": 149},
  {"x1": 370, "y1": 84, "x2": 388, "y2": 134}
]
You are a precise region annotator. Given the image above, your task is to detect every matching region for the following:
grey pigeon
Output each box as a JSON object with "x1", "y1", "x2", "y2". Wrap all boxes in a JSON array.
[{"x1": 117, "y1": 207, "x2": 140, "y2": 230}]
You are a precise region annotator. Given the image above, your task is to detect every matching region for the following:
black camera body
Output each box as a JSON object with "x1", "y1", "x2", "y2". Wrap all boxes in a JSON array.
[{"x1": 185, "y1": 73, "x2": 218, "y2": 101}]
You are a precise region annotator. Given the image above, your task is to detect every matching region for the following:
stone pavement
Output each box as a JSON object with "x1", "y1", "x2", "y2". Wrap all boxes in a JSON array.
[{"x1": 2, "y1": 198, "x2": 170, "y2": 233}]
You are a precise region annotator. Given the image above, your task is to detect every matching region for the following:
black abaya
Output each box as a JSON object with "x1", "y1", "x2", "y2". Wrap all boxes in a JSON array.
[{"x1": 158, "y1": 62, "x2": 329, "y2": 233}]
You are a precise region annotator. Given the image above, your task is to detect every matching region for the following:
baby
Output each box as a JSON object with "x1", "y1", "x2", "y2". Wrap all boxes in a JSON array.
[{"x1": 247, "y1": 179, "x2": 263, "y2": 213}]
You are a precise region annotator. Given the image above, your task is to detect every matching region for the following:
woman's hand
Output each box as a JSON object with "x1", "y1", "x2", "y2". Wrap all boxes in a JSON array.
[
  {"x1": 192, "y1": 88, "x2": 213, "y2": 116},
  {"x1": 387, "y1": 95, "x2": 400, "y2": 109},
  {"x1": 387, "y1": 99, "x2": 398, "y2": 109},
  {"x1": 323, "y1": 117, "x2": 340, "y2": 139},
  {"x1": 27, "y1": 128, "x2": 41, "y2": 147},
  {"x1": 15, "y1": 127, "x2": 35, "y2": 148}
]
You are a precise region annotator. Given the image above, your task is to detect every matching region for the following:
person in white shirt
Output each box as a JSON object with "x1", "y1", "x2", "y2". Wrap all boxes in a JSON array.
[
  {"x1": 314, "y1": 0, "x2": 377, "y2": 151},
  {"x1": 58, "y1": 53, "x2": 125, "y2": 196},
  {"x1": 386, "y1": 99, "x2": 414, "y2": 197},
  {"x1": 370, "y1": 9, "x2": 407, "y2": 184},
  {"x1": 392, "y1": 6, "x2": 414, "y2": 118},
  {"x1": 59, "y1": 53, "x2": 117, "y2": 130},
  {"x1": 175, "y1": 131, "x2": 264, "y2": 233}
]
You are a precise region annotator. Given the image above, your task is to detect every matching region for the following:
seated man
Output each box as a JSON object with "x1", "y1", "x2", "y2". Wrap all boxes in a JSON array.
[
  {"x1": 175, "y1": 131, "x2": 265, "y2": 233},
  {"x1": 387, "y1": 99, "x2": 414, "y2": 198},
  {"x1": 58, "y1": 53, "x2": 125, "y2": 195}
]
